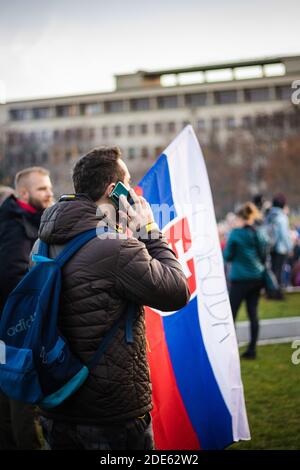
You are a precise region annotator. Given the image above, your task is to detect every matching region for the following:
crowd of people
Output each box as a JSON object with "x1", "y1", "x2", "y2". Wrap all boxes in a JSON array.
[
  {"x1": 219, "y1": 193, "x2": 298, "y2": 359},
  {"x1": 0, "y1": 155, "x2": 298, "y2": 449},
  {"x1": 219, "y1": 194, "x2": 300, "y2": 289}
]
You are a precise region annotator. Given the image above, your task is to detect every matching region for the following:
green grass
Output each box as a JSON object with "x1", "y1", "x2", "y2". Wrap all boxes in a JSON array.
[
  {"x1": 237, "y1": 292, "x2": 300, "y2": 322},
  {"x1": 229, "y1": 343, "x2": 300, "y2": 450}
]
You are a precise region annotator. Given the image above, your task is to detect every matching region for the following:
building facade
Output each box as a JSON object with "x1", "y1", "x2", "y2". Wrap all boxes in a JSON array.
[{"x1": 0, "y1": 55, "x2": 299, "y2": 212}]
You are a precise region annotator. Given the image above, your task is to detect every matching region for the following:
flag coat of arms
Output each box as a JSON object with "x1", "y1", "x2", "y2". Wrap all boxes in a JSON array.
[{"x1": 138, "y1": 125, "x2": 250, "y2": 450}]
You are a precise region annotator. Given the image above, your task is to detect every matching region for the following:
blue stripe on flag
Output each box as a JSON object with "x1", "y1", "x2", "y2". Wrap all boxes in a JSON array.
[
  {"x1": 139, "y1": 154, "x2": 176, "y2": 229},
  {"x1": 163, "y1": 296, "x2": 234, "y2": 450}
]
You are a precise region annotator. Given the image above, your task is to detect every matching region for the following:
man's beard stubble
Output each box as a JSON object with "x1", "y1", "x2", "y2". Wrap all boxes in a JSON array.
[{"x1": 28, "y1": 195, "x2": 48, "y2": 211}]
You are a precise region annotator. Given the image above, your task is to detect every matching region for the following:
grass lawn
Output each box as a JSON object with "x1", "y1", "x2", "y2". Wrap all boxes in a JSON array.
[
  {"x1": 237, "y1": 292, "x2": 300, "y2": 322},
  {"x1": 229, "y1": 343, "x2": 300, "y2": 450}
]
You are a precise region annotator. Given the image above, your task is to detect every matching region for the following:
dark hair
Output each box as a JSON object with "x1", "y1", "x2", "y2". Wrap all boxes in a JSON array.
[
  {"x1": 236, "y1": 202, "x2": 261, "y2": 221},
  {"x1": 72, "y1": 147, "x2": 124, "y2": 201},
  {"x1": 272, "y1": 193, "x2": 286, "y2": 209},
  {"x1": 252, "y1": 193, "x2": 264, "y2": 210}
]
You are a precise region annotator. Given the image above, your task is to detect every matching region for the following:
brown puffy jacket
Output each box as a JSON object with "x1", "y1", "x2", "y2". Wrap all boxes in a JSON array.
[{"x1": 36, "y1": 194, "x2": 190, "y2": 424}]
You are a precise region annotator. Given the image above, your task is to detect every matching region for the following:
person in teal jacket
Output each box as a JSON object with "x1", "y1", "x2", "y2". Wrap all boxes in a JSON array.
[{"x1": 224, "y1": 202, "x2": 267, "y2": 359}]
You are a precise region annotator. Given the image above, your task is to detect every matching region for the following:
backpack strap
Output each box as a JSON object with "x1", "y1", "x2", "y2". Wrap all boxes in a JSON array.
[
  {"x1": 55, "y1": 228, "x2": 99, "y2": 267},
  {"x1": 125, "y1": 303, "x2": 136, "y2": 343},
  {"x1": 36, "y1": 227, "x2": 137, "y2": 369},
  {"x1": 37, "y1": 239, "x2": 50, "y2": 257},
  {"x1": 35, "y1": 226, "x2": 114, "y2": 267},
  {"x1": 36, "y1": 226, "x2": 114, "y2": 261}
]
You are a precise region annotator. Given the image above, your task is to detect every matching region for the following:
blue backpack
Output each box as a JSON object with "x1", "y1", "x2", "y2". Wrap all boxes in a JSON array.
[{"x1": 0, "y1": 227, "x2": 135, "y2": 409}]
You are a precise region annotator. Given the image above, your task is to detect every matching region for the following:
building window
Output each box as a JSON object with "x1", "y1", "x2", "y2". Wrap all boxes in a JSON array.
[
  {"x1": 211, "y1": 118, "x2": 221, "y2": 130},
  {"x1": 102, "y1": 126, "x2": 108, "y2": 138},
  {"x1": 41, "y1": 152, "x2": 48, "y2": 163},
  {"x1": 182, "y1": 120, "x2": 190, "y2": 129},
  {"x1": 9, "y1": 109, "x2": 32, "y2": 121},
  {"x1": 276, "y1": 86, "x2": 292, "y2": 101},
  {"x1": 244, "y1": 87, "x2": 270, "y2": 102},
  {"x1": 272, "y1": 112, "x2": 285, "y2": 128},
  {"x1": 9, "y1": 110, "x2": 18, "y2": 121},
  {"x1": 167, "y1": 122, "x2": 176, "y2": 133},
  {"x1": 140, "y1": 124, "x2": 148, "y2": 135},
  {"x1": 7, "y1": 132, "x2": 16, "y2": 145},
  {"x1": 82, "y1": 102, "x2": 102, "y2": 115},
  {"x1": 226, "y1": 117, "x2": 236, "y2": 129},
  {"x1": 288, "y1": 112, "x2": 300, "y2": 129},
  {"x1": 11, "y1": 133, "x2": 21, "y2": 145},
  {"x1": 56, "y1": 105, "x2": 72, "y2": 117},
  {"x1": 196, "y1": 119, "x2": 205, "y2": 131},
  {"x1": 32, "y1": 107, "x2": 51, "y2": 119},
  {"x1": 242, "y1": 116, "x2": 252, "y2": 129},
  {"x1": 214, "y1": 90, "x2": 237, "y2": 104},
  {"x1": 64, "y1": 129, "x2": 73, "y2": 141},
  {"x1": 31, "y1": 152, "x2": 37, "y2": 165},
  {"x1": 114, "y1": 125, "x2": 121, "y2": 137},
  {"x1": 255, "y1": 114, "x2": 269, "y2": 128},
  {"x1": 130, "y1": 98, "x2": 150, "y2": 111},
  {"x1": 128, "y1": 124, "x2": 135, "y2": 136},
  {"x1": 157, "y1": 95, "x2": 178, "y2": 109},
  {"x1": 76, "y1": 128, "x2": 83, "y2": 140},
  {"x1": 154, "y1": 122, "x2": 162, "y2": 134},
  {"x1": 128, "y1": 147, "x2": 135, "y2": 159},
  {"x1": 41, "y1": 130, "x2": 52, "y2": 142},
  {"x1": 185, "y1": 93, "x2": 207, "y2": 107},
  {"x1": 23, "y1": 109, "x2": 32, "y2": 120},
  {"x1": 53, "y1": 130, "x2": 62, "y2": 141},
  {"x1": 29, "y1": 132, "x2": 37, "y2": 142},
  {"x1": 105, "y1": 100, "x2": 124, "y2": 113},
  {"x1": 141, "y1": 147, "x2": 148, "y2": 158}
]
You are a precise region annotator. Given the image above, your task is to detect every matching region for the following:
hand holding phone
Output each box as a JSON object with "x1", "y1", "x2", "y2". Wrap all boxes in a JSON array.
[
  {"x1": 118, "y1": 188, "x2": 155, "y2": 235},
  {"x1": 109, "y1": 181, "x2": 133, "y2": 209}
]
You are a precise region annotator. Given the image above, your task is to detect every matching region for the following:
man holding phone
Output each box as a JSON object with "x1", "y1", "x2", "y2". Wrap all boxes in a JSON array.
[{"x1": 36, "y1": 146, "x2": 190, "y2": 450}]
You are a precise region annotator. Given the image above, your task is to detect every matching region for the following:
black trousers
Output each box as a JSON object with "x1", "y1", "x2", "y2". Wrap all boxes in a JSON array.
[
  {"x1": 229, "y1": 280, "x2": 263, "y2": 353},
  {"x1": 0, "y1": 389, "x2": 42, "y2": 450},
  {"x1": 271, "y1": 252, "x2": 286, "y2": 286},
  {"x1": 39, "y1": 412, "x2": 154, "y2": 450}
]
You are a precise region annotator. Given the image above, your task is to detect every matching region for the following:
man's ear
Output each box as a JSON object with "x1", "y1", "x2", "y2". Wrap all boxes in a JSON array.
[
  {"x1": 104, "y1": 182, "x2": 116, "y2": 199},
  {"x1": 17, "y1": 186, "x2": 29, "y2": 203}
]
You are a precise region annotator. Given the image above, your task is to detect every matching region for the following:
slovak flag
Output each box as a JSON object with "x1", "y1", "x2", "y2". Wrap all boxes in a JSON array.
[{"x1": 138, "y1": 125, "x2": 250, "y2": 450}]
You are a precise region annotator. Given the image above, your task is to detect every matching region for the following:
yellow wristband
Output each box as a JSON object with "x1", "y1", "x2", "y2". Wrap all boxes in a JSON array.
[{"x1": 145, "y1": 222, "x2": 158, "y2": 233}]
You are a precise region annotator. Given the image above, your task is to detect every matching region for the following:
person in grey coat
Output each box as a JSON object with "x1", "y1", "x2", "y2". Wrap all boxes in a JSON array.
[{"x1": 265, "y1": 193, "x2": 292, "y2": 286}]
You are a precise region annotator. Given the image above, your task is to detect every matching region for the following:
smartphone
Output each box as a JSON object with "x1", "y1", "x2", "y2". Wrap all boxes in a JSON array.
[{"x1": 109, "y1": 181, "x2": 133, "y2": 208}]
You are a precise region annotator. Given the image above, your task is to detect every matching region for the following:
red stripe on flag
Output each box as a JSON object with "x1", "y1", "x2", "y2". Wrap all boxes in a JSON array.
[{"x1": 145, "y1": 307, "x2": 201, "y2": 450}]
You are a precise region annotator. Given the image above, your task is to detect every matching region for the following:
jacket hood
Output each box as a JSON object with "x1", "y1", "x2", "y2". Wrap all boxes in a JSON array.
[
  {"x1": 1, "y1": 194, "x2": 30, "y2": 217},
  {"x1": 0, "y1": 194, "x2": 43, "y2": 228},
  {"x1": 268, "y1": 207, "x2": 282, "y2": 216},
  {"x1": 38, "y1": 194, "x2": 104, "y2": 244}
]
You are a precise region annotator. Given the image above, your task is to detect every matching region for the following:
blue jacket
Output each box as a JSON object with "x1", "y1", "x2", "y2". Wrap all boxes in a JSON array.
[{"x1": 264, "y1": 207, "x2": 292, "y2": 255}]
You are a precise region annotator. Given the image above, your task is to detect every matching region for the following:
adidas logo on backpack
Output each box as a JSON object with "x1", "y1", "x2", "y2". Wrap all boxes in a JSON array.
[{"x1": 7, "y1": 313, "x2": 37, "y2": 337}]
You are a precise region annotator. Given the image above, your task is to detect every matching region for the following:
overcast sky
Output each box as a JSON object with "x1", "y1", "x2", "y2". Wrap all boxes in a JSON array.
[{"x1": 0, "y1": 0, "x2": 299, "y2": 101}]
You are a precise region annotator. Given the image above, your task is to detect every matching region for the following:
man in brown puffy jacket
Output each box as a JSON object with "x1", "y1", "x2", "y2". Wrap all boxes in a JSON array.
[{"x1": 37, "y1": 146, "x2": 190, "y2": 450}]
